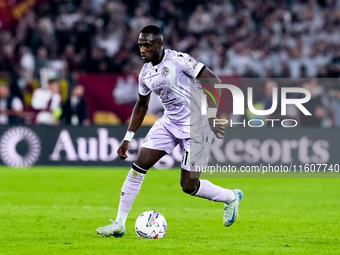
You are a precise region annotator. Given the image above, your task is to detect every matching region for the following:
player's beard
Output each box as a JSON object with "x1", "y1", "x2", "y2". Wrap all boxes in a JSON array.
[{"x1": 141, "y1": 56, "x2": 150, "y2": 62}]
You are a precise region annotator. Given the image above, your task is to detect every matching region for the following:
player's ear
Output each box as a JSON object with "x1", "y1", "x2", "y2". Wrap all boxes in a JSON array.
[
  {"x1": 158, "y1": 42, "x2": 163, "y2": 49},
  {"x1": 157, "y1": 38, "x2": 163, "y2": 48}
]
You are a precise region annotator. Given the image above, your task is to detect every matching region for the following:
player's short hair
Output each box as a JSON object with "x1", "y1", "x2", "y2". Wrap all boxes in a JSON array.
[{"x1": 140, "y1": 25, "x2": 162, "y2": 36}]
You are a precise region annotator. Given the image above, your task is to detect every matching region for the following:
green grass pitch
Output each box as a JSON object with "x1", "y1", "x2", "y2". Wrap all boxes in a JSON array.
[{"x1": 0, "y1": 166, "x2": 339, "y2": 254}]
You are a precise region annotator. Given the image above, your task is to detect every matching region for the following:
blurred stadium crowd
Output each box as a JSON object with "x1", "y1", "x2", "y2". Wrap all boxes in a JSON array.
[{"x1": 1, "y1": 0, "x2": 340, "y2": 126}]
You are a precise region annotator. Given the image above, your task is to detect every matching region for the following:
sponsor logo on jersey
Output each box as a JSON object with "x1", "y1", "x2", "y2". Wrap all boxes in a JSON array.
[{"x1": 152, "y1": 80, "x2": 166, "y2": 88}]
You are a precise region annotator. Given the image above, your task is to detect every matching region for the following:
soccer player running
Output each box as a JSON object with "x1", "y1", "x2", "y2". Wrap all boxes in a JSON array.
[{"x1": 97, "y1": 25, "x2": 243, "y2": 237}]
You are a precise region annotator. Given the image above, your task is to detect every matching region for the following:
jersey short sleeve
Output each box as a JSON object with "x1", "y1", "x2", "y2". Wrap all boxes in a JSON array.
[{"x1": 174, "y1": 52, "x2": 205, "y2": 78}]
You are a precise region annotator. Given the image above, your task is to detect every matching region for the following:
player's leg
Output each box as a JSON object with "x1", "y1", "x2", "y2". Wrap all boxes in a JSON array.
[
  {"x1": 115, "y1": 147, "x2": 166, "y2": 225},
  {"x1": 97, "y1": 119, "x2": 175, "y2": 237},
  {"x1": 96, "y1": 147, "x2": 166, "y2": 237},
  {"x1": 180, "y1": 167, "x2": 236, "y2": 203},
  {"x1": 179, "y1": 132, "x2": 243, "y2": 227},
  {"x1": 180, "y1": 166, "x2": 201, "y2": 195}
]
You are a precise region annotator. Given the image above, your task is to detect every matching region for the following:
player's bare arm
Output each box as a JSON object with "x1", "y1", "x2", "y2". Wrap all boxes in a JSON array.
[
  {"x1": 117, "y1": 93, "x2": 150, "y2": 159},
  {"x1": 197, "y1": 67, "x2": 225, "y2": 139},
  {"x1": 118, "y1": 29, "x2": 163, "y2": 160}
]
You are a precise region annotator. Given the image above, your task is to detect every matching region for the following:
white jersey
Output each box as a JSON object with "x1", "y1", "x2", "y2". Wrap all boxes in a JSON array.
[{"x1": 139, "y1": 49, "x2": 210, "y2": 138}]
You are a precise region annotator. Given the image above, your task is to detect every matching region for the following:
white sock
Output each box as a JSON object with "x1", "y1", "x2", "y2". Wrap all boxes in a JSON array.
[
  {"x1": 195, "y1": 179, "x2": 235, "y2": 202},
  {"x1": 116, "y1": 166, "x2": 146, "y2": 226},
  {"x1": 115, "y1": 210, "x2": 129, "y2": 226}
]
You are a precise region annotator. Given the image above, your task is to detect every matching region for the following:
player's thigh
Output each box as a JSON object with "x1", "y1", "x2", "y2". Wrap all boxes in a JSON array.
[
  {"x1": 135, "y1": 147, "x2": 167, "y2": 170},
  {"x1": 141, "y1": 118, "x2": 177, "y2": 154},
  {"x1": 137, "y1": 118, "x2": 177, "y2": 170}
]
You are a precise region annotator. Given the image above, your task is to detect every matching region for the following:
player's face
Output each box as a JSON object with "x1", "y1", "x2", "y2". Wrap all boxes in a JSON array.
[{"x1": 138, "y1": 33, "x2": 162, "y2": 63}]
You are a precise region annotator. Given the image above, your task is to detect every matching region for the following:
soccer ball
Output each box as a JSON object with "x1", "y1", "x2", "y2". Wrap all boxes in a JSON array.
[{"x1": 135, "y1": 211, "x2": 167, "y2": 239}]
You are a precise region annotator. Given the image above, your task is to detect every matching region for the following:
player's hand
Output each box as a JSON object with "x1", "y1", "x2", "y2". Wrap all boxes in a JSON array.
[
  {"x1": 209, "y1": 117, "x2": 225, "y2": 139},
  {"x1": 117, "y1": 140, "x2": 130, "y2": 160}
]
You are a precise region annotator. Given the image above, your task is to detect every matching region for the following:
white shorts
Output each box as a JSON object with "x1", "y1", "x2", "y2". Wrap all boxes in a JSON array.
[{"x1": 141, "y1": 118, "x2": 214, "y2": 171}]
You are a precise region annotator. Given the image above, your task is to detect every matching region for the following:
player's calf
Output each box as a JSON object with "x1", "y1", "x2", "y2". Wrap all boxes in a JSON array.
[{"x1": 180, "y1": 179, "x2": 200, "y2": 195}]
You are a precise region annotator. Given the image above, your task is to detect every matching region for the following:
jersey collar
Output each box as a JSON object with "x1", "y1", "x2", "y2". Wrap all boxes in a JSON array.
[{"x1": 151, "y1": 49, "x2": 166, "y2": 68}]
